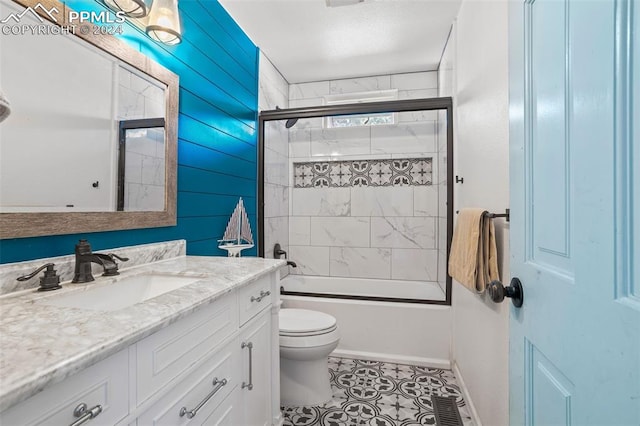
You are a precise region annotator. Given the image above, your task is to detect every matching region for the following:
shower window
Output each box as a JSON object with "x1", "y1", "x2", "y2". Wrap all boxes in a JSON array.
[
  {"x1": 324, "y1": 89, "x2": 397, "y2": 128},
  {"x1": 328, "y1": 112, "x2": 394, "y2": 128},
  {"x1": 259, "y1": 97, "x2": 453, "y2": 305}
]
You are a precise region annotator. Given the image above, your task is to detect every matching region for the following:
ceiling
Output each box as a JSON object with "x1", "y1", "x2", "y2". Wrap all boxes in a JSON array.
[{"x1": 218, "y1": 0, "x2": 462, "y2": 84}]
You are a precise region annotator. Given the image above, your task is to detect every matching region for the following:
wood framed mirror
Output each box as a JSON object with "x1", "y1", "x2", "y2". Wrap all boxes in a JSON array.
[{"x1": 0, "y1": 0, "x2": 179, "y2": 239}]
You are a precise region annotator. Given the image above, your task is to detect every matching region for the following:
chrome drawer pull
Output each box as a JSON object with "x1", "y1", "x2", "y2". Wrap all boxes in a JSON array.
[
  {"x1": 241, "y1": 341, "x2": 254, "y2": 391},
  {"x1": 69, "y1": 403, "x2": 102, "y2": 426},
  {"x1": 250, "y1": 290, "x2": 271, "y2": 303},
  {"x1": 179, "y1": 377, "x2": 228, "y2": 419}
]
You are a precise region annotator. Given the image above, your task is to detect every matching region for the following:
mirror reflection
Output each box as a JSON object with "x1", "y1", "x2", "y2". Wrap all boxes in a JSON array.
[
  {"x1": 0, "y1": 0, "x2": 167, "y2": 213},
  {"x1": 118, "y1": 120, "x2": 166, "y2": 211}
]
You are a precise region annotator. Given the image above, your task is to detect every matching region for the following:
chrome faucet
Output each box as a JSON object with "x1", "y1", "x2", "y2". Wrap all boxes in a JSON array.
[{"x1": 72, "y1": 239, "x2": 129, "y2": 283}]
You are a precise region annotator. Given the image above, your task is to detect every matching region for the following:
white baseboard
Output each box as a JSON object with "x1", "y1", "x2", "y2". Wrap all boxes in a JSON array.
[
  {"x1": 453, "y1": 361, "x2": 482, "y2": 426},
  {"x1": 331, "y1": 349, "x2": 450, "y2": 370},
  {"x1": 272, "y1": 412, "x2": 284, "y2": 426}
]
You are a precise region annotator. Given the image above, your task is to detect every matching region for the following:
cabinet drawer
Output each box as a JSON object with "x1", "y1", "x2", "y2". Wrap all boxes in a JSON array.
[
  {"x1": 197, "y1": 388, "x2": 242, "y2": 426},
  {"x1": 136, "y1": 338, "x2": 239, "y2": 425},
  {"x1": 238, "y1": 275, "x2": 272, "y2": 326},
  {"x1": 0, "y1": 349, "x2": 128, "y2": 426},
  {"x1": 136, "y1": 292, "x2": 238, "y2": 404}
]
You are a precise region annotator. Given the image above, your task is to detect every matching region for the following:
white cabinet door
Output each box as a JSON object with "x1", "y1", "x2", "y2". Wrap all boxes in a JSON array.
[{"x1": 238, "y1": 310, "x2": 272, "y2": 426}]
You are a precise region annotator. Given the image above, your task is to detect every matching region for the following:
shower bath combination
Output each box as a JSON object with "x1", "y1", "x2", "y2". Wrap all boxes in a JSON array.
[
  {"x1": 260, "y1": 96, "x2": 454, "y2": 368},
  {"x1": 260, "y1": 96, "x2": 454, "y2": 303}
]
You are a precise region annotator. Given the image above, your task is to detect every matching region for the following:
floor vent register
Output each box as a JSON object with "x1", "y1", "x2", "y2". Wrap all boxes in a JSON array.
[{"x1": 432, "y1": 395, "x2": 464, "y2": 426}]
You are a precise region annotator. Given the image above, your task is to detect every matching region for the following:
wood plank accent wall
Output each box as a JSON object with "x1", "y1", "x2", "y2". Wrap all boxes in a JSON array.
[{"x1": 0, "y1": 0, "x2": 259, "y2": 262}]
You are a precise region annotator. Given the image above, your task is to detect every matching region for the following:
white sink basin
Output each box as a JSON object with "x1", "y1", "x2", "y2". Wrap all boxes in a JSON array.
[{"x1": 41, "y1": 273, "x2": 203, "y2": 311}]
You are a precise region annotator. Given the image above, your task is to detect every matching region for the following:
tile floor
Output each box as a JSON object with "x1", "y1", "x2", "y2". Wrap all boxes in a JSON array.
[{"x1": 282, "y1": 357, "x2": 474, "y2": 426}]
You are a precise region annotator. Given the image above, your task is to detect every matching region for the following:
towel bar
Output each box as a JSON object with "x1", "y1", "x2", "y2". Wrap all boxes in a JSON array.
[
  {"x1": 455, "y1": 208, "x2": 510, "y2": 222},
  {"x1": 486, "y1": 209, "x2": 510, "y2": 222}
]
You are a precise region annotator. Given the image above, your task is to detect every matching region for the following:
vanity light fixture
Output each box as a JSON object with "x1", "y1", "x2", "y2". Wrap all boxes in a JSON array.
[
  {"x1": 145, "y1": 0, "x2": 182, "y2": 45},
  {"x1": 102, "y1": 0, "x2": 153, "y2": 18},
  {"x1": 100, "y1": 0, "x2": 182, "y2": 45},
  {"x1": 0, "y1": 89, "x2": 11, "y2": 123}
]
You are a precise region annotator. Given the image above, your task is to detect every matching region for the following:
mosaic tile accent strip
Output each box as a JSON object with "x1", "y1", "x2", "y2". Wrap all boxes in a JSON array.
[
  {"x1": 294, "y1": 158, "x2": 433, "y2": 188},
  {"x1": 282, "y1": 357, "x2": 474, "y2": 426}
]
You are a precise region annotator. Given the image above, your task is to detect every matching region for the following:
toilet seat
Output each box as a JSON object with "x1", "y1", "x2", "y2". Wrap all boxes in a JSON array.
[
  {"x1": 279, "y1": 309, "x2": 340, "y2": 348},
  {"x1": 280, "y1": 309, "x2": 336, "y2": 335}
]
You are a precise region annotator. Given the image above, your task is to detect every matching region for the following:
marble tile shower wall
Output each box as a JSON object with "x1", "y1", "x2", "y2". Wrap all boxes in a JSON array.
[
  {"x1": 259, "y1": 53, "x2": 290, "y2": 276},
  {"x1": 287, "y1": 72, "x2": 446, "y2": 283}
]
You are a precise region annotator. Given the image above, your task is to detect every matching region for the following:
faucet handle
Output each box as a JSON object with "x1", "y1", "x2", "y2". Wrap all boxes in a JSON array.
[
  {"x1": 98, "y1": 253, "x2": 129, "y2": 277},
  {"x1": 273, "y1": 243, "x2": 288, "y2": 259},
  {"x1": 100, "y1": 253, "x2": 129, "y2": 277},
  {"x1": 17, "y1": 263, "x2": 62, "y2": 291},
  {"x1": 108, "y1": 254, "x2": 129, "y2": 262}
]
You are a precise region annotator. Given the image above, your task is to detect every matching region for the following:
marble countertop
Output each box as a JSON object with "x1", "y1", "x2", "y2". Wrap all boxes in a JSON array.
[{"x1": 0, "y1": 255, "x2": 285, "y2": 412}]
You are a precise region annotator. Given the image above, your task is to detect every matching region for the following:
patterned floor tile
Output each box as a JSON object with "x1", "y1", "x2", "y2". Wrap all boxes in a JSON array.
[{"x1": 282, "y1": 357, "x2": 474, "y2": 426}]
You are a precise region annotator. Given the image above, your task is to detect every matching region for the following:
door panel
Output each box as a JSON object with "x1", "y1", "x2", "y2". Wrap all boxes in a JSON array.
[
  {"x1": 633, "y1": 2, "x2": 640, "y2": 302},
  {"x1": 510, "y1": 0, "x2": 640, "y2": 424},
  {"x1": 618, "y1": 0, "x2": 640, "y2": 305},
  {"x1": 525, "y1": 339, "x2": 574, "y2": 426},
  {"x1": 529, "y1": 0, "x2": 572, "y2": 269}
]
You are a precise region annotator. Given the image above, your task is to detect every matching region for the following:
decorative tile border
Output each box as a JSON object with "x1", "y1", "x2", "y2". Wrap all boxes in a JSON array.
[{"x1": 294, "y1": 158, "x2": 432, "y2": 188}]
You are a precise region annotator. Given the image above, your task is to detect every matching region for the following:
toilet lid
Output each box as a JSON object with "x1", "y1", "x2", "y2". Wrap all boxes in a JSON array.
[{"x1": 279, "y1": 309, "x2": 337, "y2": 336}]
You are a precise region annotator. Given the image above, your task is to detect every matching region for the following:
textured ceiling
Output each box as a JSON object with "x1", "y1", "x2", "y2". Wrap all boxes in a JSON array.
[{"x1": 218, "y1": 0, "x2": 461, "y2": 83}]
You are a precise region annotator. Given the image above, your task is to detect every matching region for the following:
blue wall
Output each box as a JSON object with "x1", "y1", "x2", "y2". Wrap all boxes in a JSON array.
[{"x1": 0, "y1": 0, "x2": 259, "y2": 263}]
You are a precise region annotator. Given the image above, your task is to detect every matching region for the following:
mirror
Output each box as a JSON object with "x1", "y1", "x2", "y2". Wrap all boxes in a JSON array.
[{"x1": 0, "y1": 0, "x2": 179, "y2": 239}]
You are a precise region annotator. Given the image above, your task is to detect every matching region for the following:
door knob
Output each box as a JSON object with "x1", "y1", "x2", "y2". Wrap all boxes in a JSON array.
[{"x1": 487, "y1": 277, "x2": 524, "y2": 308}]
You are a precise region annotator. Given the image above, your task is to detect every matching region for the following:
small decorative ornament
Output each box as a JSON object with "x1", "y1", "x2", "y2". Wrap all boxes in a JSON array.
[{"x1": 218, "y1": 197, "x2": 254, "y2": 257}]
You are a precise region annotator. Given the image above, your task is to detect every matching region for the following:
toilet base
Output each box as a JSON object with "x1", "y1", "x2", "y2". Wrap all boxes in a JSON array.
[{"x1": 280, "y1": 355, "x2": 333, "y2": 407}]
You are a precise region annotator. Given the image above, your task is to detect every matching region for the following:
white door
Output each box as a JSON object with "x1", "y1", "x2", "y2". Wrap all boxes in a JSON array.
[{"x1": 509, "y1": 0, "x2": 640, "y2": 424}]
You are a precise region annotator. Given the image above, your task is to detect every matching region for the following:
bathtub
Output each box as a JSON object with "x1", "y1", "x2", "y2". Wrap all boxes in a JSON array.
[{"x1": 280, "y1": 275, "x2": 451, "y2": 369}]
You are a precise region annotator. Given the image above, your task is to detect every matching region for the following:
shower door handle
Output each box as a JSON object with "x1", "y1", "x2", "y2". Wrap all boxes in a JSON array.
[{"x1": 241, "y1": 341, "x2": 254, "y2": 390}]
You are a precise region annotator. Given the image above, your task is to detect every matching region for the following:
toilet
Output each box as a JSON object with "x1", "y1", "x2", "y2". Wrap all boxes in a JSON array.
[{"x1": 279, "y1": 308, "x2": 340, "y2": 407}]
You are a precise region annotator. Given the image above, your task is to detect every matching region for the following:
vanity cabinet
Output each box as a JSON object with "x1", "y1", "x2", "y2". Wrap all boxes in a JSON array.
[{"x1": 0, "y1": 270, "x2": 281, "y2": 426}]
